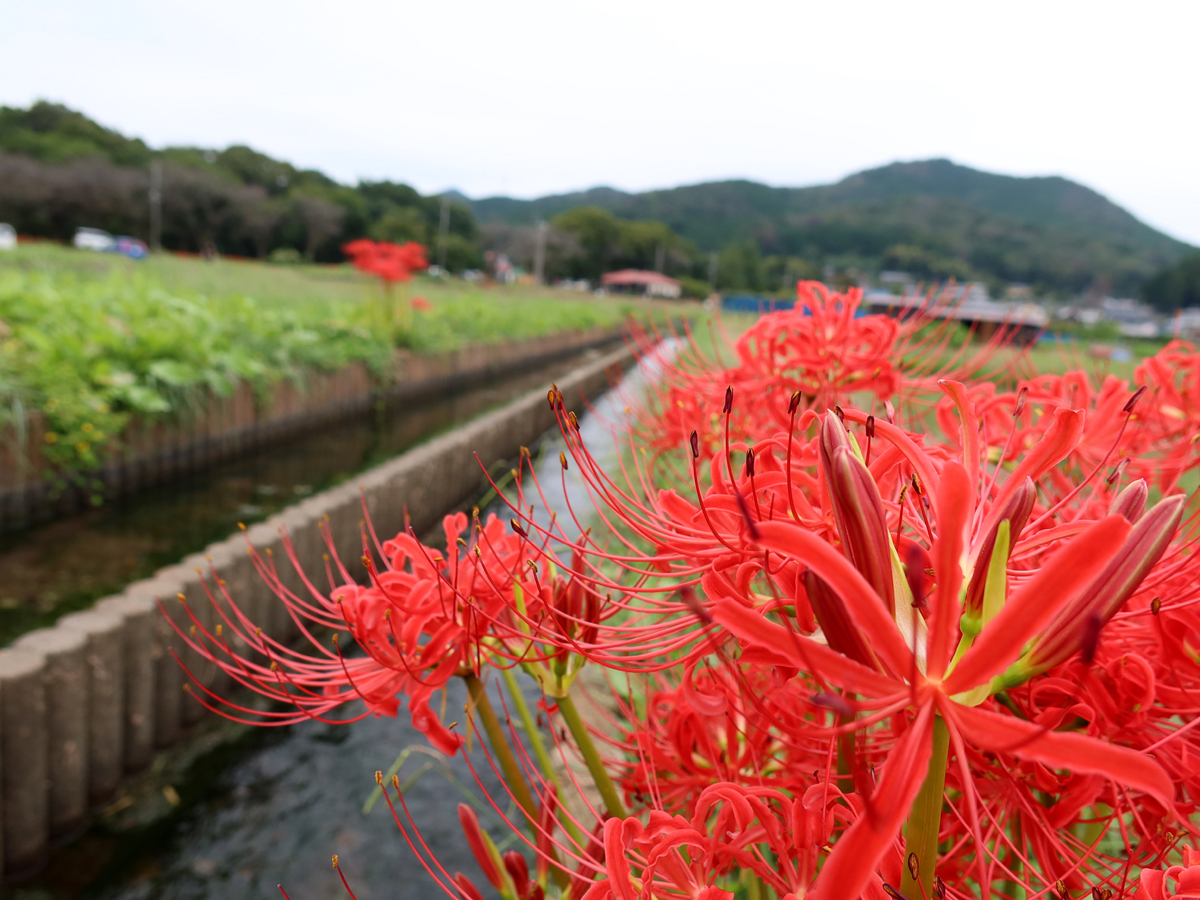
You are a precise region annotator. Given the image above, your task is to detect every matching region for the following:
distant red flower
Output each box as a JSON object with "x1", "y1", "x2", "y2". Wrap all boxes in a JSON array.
[
  {"x1": 411, "y1": 296, "x2": 432, "y2": 311},
  {"x1": 342, "y1": 238, "x2": 428, "y2": 284}
]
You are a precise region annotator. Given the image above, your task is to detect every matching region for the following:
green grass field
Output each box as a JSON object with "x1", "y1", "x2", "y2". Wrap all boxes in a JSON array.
[{"x1": 0, "y1": 244, "x2": 668, "y2": 477}]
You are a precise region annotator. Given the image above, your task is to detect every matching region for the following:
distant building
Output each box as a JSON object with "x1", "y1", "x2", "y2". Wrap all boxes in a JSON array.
[
  {"x1": 1101, "y1": 297, "x2": 1160, "y2": 338},
  {"x1": 600, "y1": 270, "x2": 682, "y2": 299},
  {"x1": 863, "y1": 282, "x2": 1047, "y2": 346}
]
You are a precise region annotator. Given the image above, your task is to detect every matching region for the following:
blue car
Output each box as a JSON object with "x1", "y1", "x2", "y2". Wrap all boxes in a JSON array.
[{"x1": 113, "y1": 235, "x2": 149, "y2": 259}]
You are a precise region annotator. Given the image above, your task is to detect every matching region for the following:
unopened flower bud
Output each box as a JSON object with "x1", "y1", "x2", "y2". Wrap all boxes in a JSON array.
[
  {"x1": 1021, "y1": 495, "x2": 1185, "y2": 677},
  {"x1": 964, "y1": 478, "x2": 1035, "y2": 615},
  {"x1": 458, "y1": 804, "x2": 504, "y2": 890},
  {"x1": 454, "y1": 873, "x2": 487, "y2": 900},
  {"x1": 1108, "y1": 478, "x2": 1148, "y2": 524}
]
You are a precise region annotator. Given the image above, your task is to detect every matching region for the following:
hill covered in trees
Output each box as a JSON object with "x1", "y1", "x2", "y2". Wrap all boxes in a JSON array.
[
  {"x1": 0, "y1": 102, "x2": 483, "y2": 268},
  {"x1": 1, "y1": 101, "x2": 1193, "y2": 300},
  {"x1": 474, "y1": 160, "x2": 1193, "y2": 297}
]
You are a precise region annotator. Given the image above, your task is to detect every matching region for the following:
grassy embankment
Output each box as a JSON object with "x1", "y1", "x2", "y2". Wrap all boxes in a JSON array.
[{"x1": 0, "y1": 244, "x2": 667, "y2": 480}]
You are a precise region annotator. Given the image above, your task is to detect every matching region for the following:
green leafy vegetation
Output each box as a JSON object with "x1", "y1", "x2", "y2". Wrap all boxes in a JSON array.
[{"x1": 0, "y1": 245, "x2": 641, "y2": 478}]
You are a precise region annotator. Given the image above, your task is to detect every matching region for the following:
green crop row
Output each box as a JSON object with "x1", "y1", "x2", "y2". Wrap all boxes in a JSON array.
[{"x1": 0, "y1": 248, "x2": 645, "y2": 484}]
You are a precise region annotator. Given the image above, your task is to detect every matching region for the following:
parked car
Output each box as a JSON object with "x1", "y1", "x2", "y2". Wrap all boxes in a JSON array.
[
  {"x1": 73, "y1": 228, "x2": 148, "y2": 259},
  {"x1": 113, "y1": 235, "x2": 149, "y2": 259},
  {"x1": 0, "y1": 223, "x2": 15, "y2": 251},
  {"x1": 74, "y1": 227, "x2": 115, "y2": 252}
]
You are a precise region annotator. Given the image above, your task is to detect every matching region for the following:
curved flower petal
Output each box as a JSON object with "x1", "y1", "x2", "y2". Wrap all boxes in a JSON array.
[
  {"x1": 713, "y1": 598, "x2": 900, "y2": 697},
  {"x1": 943, "y1": 515, "x2": 1130, "y2": 695},
  {"x1": 927, "y1": 461, "x2": 972, "y2": 680},
  {"x1": 946, "y1": 701, "x2": 1175, "y2": 807},
  {"x1": 811, "y1": 703, "x2": 935, "y2": 900},
  {"x1": 757, "y1": 520, "x2": 914, "y2": 678}
]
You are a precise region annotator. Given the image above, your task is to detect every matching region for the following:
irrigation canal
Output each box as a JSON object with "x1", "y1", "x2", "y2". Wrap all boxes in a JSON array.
[
  {"x1": 0, "y1": 347, "x2": 608, "y2": 649},
  {"x1": 4, "y1": 343, "x2": 667, "y2": 899}
]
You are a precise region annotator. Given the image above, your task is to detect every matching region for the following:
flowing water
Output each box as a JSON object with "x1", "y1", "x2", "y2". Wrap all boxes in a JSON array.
[
  {"x1": 9, "y1": 343, "x2": 674, "y2": 900},
  {"x1": 0, "y1": 348, "x2": 610, "y2": 647}
]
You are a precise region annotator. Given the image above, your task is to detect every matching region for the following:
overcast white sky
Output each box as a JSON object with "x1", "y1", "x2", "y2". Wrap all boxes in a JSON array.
[{"x1": 3, "y1": 1, "x2": 1198, "y2": 243}]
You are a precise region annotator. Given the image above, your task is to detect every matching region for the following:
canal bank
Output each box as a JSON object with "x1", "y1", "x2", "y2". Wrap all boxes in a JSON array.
[{"x1": 0, "y1": 341, "x2": 639, "y2": 881}]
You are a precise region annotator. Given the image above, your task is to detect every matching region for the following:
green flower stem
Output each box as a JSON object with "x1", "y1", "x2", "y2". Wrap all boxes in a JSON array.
[
  {"x1": 901, "y1": 714, "x2": 950, "y2": 900},
  {"x1": 836, "y1": 693, "x2": 856, "y2": 797},
  {"x1": 465, "y1": 674, "x2": 572, "y2": 890},
  {"x1": 501, "y1": 668, "x2": 585, "y2": 846},
  {"x1": 557, "y1": 691, "x2": 628, "y2": 819},
  {"x1": 465, "y1": 673, "x2": 538, "y2": 829}
]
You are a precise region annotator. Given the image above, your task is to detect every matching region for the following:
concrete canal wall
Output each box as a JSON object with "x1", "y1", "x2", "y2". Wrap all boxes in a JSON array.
[
  {"x1": 0, "y1": 342, "x2": 634, "y2": 880},
  {"x1": 0, "y1": 324, "x2": 625, "y2": 531}
]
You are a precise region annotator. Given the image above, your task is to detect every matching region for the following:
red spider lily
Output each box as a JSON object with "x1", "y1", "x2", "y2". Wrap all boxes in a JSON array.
[
  {"x1": 936, "y1": 369, "x2": 1195, "y2": 498},
  {"x1": 634, "y1": 281, "x2": 1019, "y2": 463},
  {"x1": 1137, "y1": 846, "x2": 1200, "y2": 900},
  {"x1": 165, "y1": 290, "x2": 1200, "y2": 900},
  {"x1": 575, "y1": 782, "x2": 857, "y2": 900},
  {"x1": 343, "y1": 238, "x2": 428, "y2": 284},
  {"x1": 505, "y1": 389, "x2": 1194, "y2": 897}
]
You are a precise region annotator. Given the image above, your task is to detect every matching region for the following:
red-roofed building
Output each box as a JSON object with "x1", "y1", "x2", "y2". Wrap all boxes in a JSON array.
[{"x1": 600, "y1": 269, "x2": 682, "y2": 299}]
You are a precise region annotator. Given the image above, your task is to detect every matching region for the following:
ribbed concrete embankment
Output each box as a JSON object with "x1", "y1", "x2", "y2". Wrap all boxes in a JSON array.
[
  {"x1": 0, "y1": 342, "x2": 634, "y2": 880},
  {"x1": 0, "y1": 324, "x2": 626, "y2": 531}
]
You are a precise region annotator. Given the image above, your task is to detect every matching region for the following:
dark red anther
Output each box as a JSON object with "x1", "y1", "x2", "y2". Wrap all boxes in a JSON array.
[
  {"x1": 904, "y1": 543, "x2": 930, "y2": 612},
  {"x1": 1080, "y1": 612, "x2": 1103, "y2": 664},
  {"x1": 834, "y1": 405, "x2": 845, "y2": 422},
  {"x1": 811, "y1": 692, "x2": 853, "y2": 716},
  {"x1": 789, "y1": 391, "x2": 801, "y2": 414},
  {"x1": 910, "y1": 473, "x2": 923, "y2": 496},
  {"x1": 1015, "y1": 386, "x2": 1028, "y2": 417},
  {"x1": 882, "y1": 884, "x2": 912, "y2": 900},
  {"x1": 744, "y1": 448, "x2": 755, "y2": 478},
  {"x1": 689, "y1": 430, "x2": 700, "y2": 459},
  {"x1": 906, "y1": 852, "x2": 919, "y2": 881},
  {"x1": 734, "y1": 490, "x2": 760, "y2": 540},
  {"x1": 866, "y1": 414, "x2": 875, "y2": 440},
  {"x1": 510, "y1": 519, "x2": 527, "y2": 538},
  {"x1": 1123, "y1": 384, "x2": 1147, "y2": 414},
  {"x1": 934, "y1": 876, "x2": 946, "y2": 900},
  {"x1": 1106, "y1": 456, "x2": 1130, "y2": 485},
  {"x1": 723, "y1": 385, "x2": 733, "y2": 414},
  {"x1": 1151, "y1": 596, "x2": 1161, "y2": 615},
  {"x1": 559, "y1": 451, "x2": 568, "y2": 471},
  {"x1": 1057, "y1": 879, "x2": 1070, "y2": 900},
  {"x1": 547, "y1": 389, "x2": 556, "y2": 410},
  {"x1": 679, "y1": 585, "x2": 712, "y2": 623}
]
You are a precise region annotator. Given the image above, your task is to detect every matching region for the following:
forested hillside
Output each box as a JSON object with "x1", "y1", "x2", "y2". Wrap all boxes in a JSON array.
[
  {"x1": 473, "y1": 160, "x2": 1192, "y2": 297},
  {"x1": 1, "y1": 102, "x2": 1192, "y2": 298}
]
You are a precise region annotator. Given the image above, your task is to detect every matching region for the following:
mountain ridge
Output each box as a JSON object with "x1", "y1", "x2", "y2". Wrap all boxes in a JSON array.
[{"x1": 469, "y1": 160, "x2": 1190, "y2": 295}]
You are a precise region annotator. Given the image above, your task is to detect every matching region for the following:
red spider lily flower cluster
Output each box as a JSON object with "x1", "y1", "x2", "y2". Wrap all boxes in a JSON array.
[
  {"x1": 168, "y1": 281, "x2": 1200, "y2": 900},
  {"x1": 343, "y1": 238, "x2": 428, "y2": 284}
]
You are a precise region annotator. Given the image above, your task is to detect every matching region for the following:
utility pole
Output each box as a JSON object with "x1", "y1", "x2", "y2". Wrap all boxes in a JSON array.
[
  {"x1": 708, "y1": 251, "x2": 718, "y2": 293},
  {"x1": 437, "y1": 194, "x2": 450, "y2": 271},
  {"x1": 654, "y1": 242, "x2": 665, "y2": 274},
  {"x1": 149, "y1": 159, "x2": 163, "y2": 252},
  {"x1": 533, "y1": 220, "x2": 547, "y2": 286}
]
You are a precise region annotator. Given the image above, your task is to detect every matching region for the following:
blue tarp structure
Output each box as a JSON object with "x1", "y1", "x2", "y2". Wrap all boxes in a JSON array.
[{"x1": 721, "y1": 294, "x2": 796, "y2": 314}]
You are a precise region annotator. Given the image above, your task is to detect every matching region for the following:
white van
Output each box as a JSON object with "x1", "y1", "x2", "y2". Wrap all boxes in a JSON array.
[
  {"x1": 0, "y1": 223, "x2": 15, "y2": 251},
  {"x1": 74, "y1": 227, "x2": 115, "y2": 252}
]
